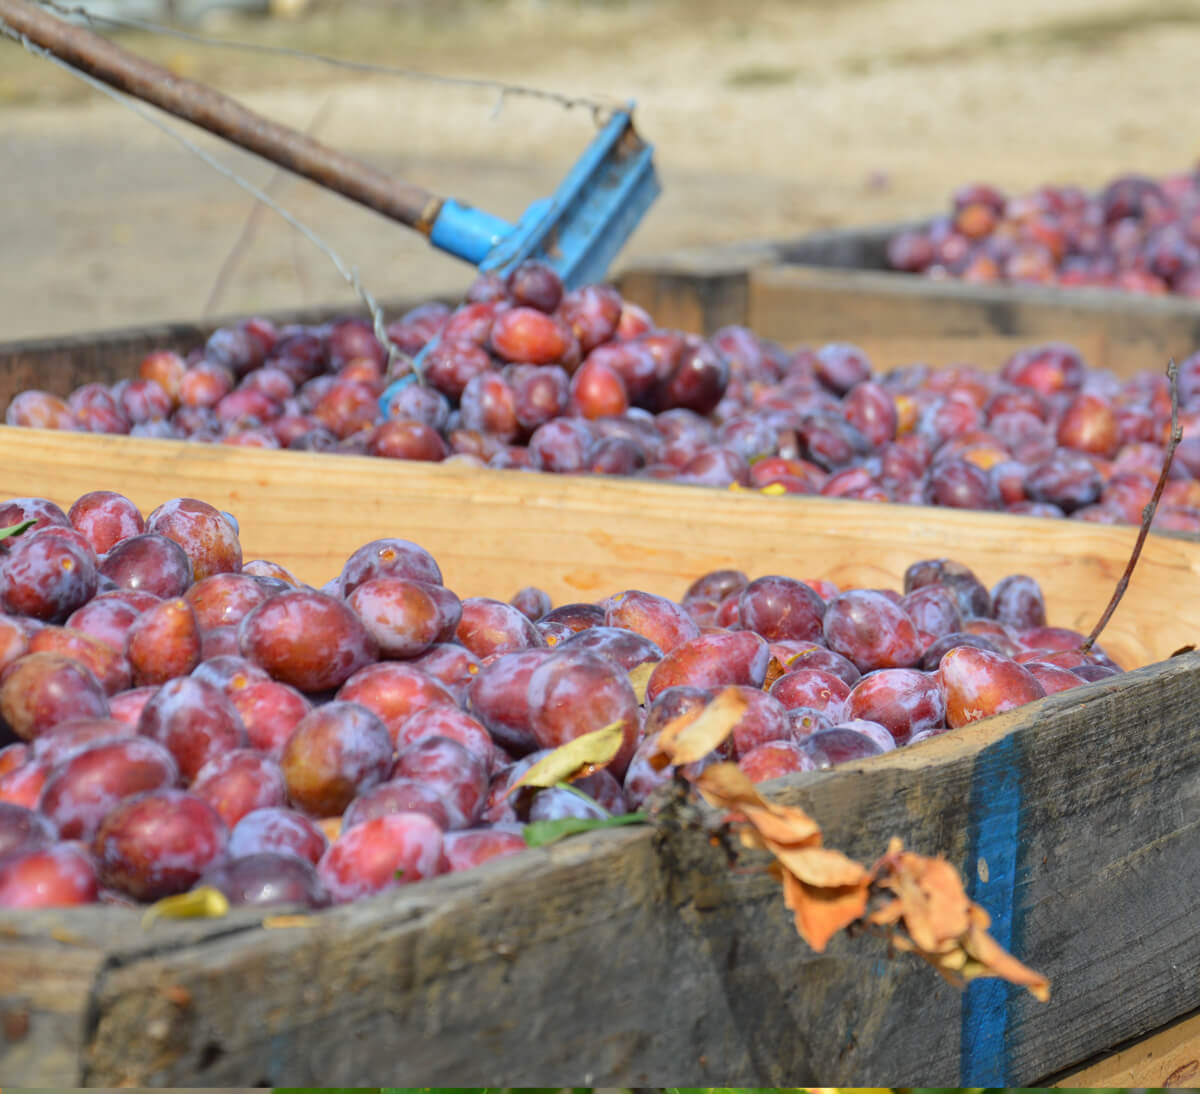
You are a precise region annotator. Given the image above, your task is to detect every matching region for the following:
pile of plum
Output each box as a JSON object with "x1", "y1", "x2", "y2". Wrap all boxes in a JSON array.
[
  {"x1": 8, "y1": 261, "x2": 1200, "y2": 531},
  {"x1": 0, "y1": 489, "x2": 1121, "y2": 911},
  {"x1": 887, "y1": 169, "x2": 1200, "y2": 296}
]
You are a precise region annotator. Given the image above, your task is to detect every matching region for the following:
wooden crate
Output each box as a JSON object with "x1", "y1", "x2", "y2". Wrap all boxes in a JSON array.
[
  {"x1": 4, "y1": 249, "x2": 1192, "y2": 396},
  {"x1": 617, "y1": 228, "x2": 1200, "y2": 376},
  {"x1": 0, "y1": 431, "x2": 1198, "y2": 1087},
  {"x1": 0, "y1": 293, "x2": 443, "y2": 412}
]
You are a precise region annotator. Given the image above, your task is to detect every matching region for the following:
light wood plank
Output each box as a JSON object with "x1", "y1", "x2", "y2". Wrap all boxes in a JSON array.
[
  {"x1": 839, "y1": 333, "x2": 1109, "y2": 373},
  {"x1": 1053, "y1": 1010, "x2": 1200, "y2": 1088},
  {"x1": 747, "y1": 265, "x2": 1200, "y2": 378},
  {"x1": 3, "y1": 427, "x2": 1198, "y2": 671}
]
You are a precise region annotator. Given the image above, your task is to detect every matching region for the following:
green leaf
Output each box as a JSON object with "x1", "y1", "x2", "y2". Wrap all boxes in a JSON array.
[
  {"x1": 0, "y1": 519, "x2": 36, "y2": 541},
  {"x1": 523, "y1": 811, "x2": 649, "y2": 848},
  {"x1": 553, "y1": 780, "x2": 609, "y2": 814}
]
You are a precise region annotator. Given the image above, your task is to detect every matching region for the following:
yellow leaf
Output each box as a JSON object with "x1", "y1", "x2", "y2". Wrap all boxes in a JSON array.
[
  {"x1": 760, "y1": 483, "x2": 788, "y2": 496},
  {"x1": 769, "y1": 844, "x2": 868, "y2": 888},
  {"x1": 506, "y1": 719, "x2": 626, "y2": 797},
  {"x1": 654, "y1": 686, "x2": 747, "y2": 766},
  {"x1": 781, "y1": 868, "x2": 871, "y2": 953},
  {"x1": 628, "y1": 661, "x2": 657, "y2": 705},
  {"x1": 142, "y1": 886, "x2": 229, "y2": 928},
  {"x1": 317, "y1": 816, "x2": 342, "y2": 843},
  {"x1": 262, "y1": 914, "x2": 318, "y2": 929}
]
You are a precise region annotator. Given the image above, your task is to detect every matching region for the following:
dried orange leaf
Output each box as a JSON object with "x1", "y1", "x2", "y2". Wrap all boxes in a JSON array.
[
  {"x1": 693, "y1": 760, "x2": 768, "y2": 811},
  {"x1": 781, "y1": 868, "x2": 871, "y2": 953},
  {"x1": 655, "y1": 687, "x2": 748, "y2": 766},
  {"x1": 867, "y1": 896, "x2": 904, "y2": 927},
  {"x1": 507, "y1": 719, "x2": 625, "y2": 797},
  {"x1": 962, "y1": 921, "x2": 1051, "y2": 1002},
  {"x1": 317, "y1": 816, "x2": 342, "y2": 843},
  {"x1": 742, "y1": 803, "x2": 823, "y2": 848},
  {"x1": 627, "y1": 661, "x2": 657, "y2": 705},
  {"x1": 881, "y1": 850, "x2": 971, "y2": 952},
  {"x1": 763, "y1": 656, "x2": 787, "y2": 690},
  {"x1": 769, "y1": 844, "x2": 868, "y2": 888}
]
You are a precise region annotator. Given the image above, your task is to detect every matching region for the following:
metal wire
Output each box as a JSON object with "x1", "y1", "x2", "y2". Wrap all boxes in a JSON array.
[
  {"x1": 0, "y1": 13, "x2": 410, "y2": 377},
  {"x1": 33, "y1": 0, "x2": 620, "y2": 122}
]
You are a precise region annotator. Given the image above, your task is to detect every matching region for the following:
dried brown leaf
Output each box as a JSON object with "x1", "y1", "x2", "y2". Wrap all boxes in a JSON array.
[
  {"x1": 962, "y1": 921, "x2": 1051, "y2": 1002},
  {"x1": 781, "y1": 867, "x2": 871, "y2": 953},
  {"x1": 741, "y1": 803, "x2": 823, "y2": 848},
  {"x1": 654, "y1": 686, "x2": 748, "y2": 766},
  {"x1": 867, "y1": 896, "x2": 904, "y2": 927},
  {"x1": 878, "y1": 849, "x2": 971, "y2": 952},
  {"x1": 693, "y1": 760, "x2": 769, "y2": 812},
  {"x1": 769, "y1": 844, "x2": 868, "y2": 888},
  {"x1": 763, "y1": 655, "x2": 787, "y2": 690}
]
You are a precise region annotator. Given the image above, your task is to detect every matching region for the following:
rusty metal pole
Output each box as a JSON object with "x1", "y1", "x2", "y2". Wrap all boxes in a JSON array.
[{"x1": 0, "y1": 0, "x2": 444, "y2": 234}]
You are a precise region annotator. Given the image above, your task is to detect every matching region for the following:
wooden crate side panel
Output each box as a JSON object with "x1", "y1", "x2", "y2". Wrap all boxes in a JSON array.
[
  {"x1": 772, "y1": 223, "x2": 907, "y2": 269},
  {"x1": 842, "y1": 333, "x2": 1109, "y2": 373},
  {"x1": 59, "y1": 653, "x2": 1200, "y2": 1086},
  {"x1": 81, "y1": 826, "x2": 967, "y2": 1087},
  {"x1": 0, "y1": 295, "x2": 438, "y2": 407},
  {"x1": 747, "y1": 266, "x2": 1200, "y2": 377},
  {"x1": 1052, "y1": 1008, "x2": 1200, "y2": 1087},
  {"x1": 3, "y1": 428, "x2": 1200, "y2": 670},
  {"x1": 0, "y1": 936, "x2": 108, "y2": 1085}
]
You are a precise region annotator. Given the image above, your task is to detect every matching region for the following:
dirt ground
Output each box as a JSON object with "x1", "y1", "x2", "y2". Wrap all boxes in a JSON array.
[{"x1": 4, "y1": 0, "x2": 1200, "y2": 340}]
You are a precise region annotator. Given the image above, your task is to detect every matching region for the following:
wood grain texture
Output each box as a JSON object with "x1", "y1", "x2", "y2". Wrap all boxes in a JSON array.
[
  {"x1": 1052, "y1": 1008, "x2": 1200, "y2": 1087},
  {"x1": 0, "y1": 292, "x2": 440, "y2": 409},
  {"x1": 3, "y1": 426, "x2": 1199, "y2": 671},
  {"x1": 747, "y1": 265, "x2": 1200, "y2": 377},
  {"x1": 0, "y1": 653, "x2": 1194, "y2": 1086}
]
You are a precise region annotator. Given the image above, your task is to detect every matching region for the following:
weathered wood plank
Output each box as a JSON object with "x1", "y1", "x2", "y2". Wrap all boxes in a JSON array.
[
  {"x1": 838, "y1": 333, "x2": 1109, "y2": 373},
  {"x1": 0, "y1": 293, "x2": 441, "y2": 409},
  {"x1": 746, "y1": 265, "x2": 1200, "y2": 377},
  {"x1": 2, "y1": 426, "x2": 1198, "y2": 671},
  {"x1": 1052, "y1": 1008, "x2": 1200, "y2": 1087},
  {"x1": 0, "y1": 652, "x2": 1190, "y2": 1086}
]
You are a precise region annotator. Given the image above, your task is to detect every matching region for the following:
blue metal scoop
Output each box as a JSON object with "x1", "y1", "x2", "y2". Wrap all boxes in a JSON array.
[
  {"x1": 427, "y1": 106, "x2": 660, "y2": 290},
  {"x1": 379, "y1": 105, "x2": 660, "y2": 411},
  {"x1": 0, "y1": 0, "x2": 661, "y2": 374}
]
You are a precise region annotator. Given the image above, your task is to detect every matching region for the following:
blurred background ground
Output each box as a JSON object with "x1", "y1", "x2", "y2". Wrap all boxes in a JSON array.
[{"x1": 3, "y1": 0, "x2": 1200, "y2": 340}]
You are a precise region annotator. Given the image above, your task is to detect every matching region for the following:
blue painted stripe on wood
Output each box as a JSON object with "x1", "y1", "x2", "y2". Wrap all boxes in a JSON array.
[{"x1": 961, "y1": 730, "x2": 1023, "y2": 1084}]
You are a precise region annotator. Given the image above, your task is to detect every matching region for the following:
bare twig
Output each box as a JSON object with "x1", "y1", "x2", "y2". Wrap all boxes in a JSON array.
[
  {"x1": 203, "y1": 96, "x2": 335, "y2": 318},
  {"x1": 0, "y1": 17, "x2": 404, "y2": 374},
  {"x1": 1081, "y1": 357, "x2": 1182, "y2": 654}
]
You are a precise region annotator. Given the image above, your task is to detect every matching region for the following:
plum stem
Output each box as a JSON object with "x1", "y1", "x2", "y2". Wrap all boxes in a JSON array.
[{"x1": 1080, "y1": 357, "x2": 1182, "y2": 654}]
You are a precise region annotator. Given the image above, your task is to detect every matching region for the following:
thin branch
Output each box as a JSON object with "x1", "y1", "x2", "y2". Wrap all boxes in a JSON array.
[
  {"x1": 34, "y1": 0, "x2": 620, "y2": 120},
  {"x1": 1081, "y1": 357, "x2": 1182, "y2": 654},
  {"x1": 0, "y1": 17, "x2": 404, "y2": 374},
  {"x1": 203, "y1": 95, "x2": 335, "y2": 318}
]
